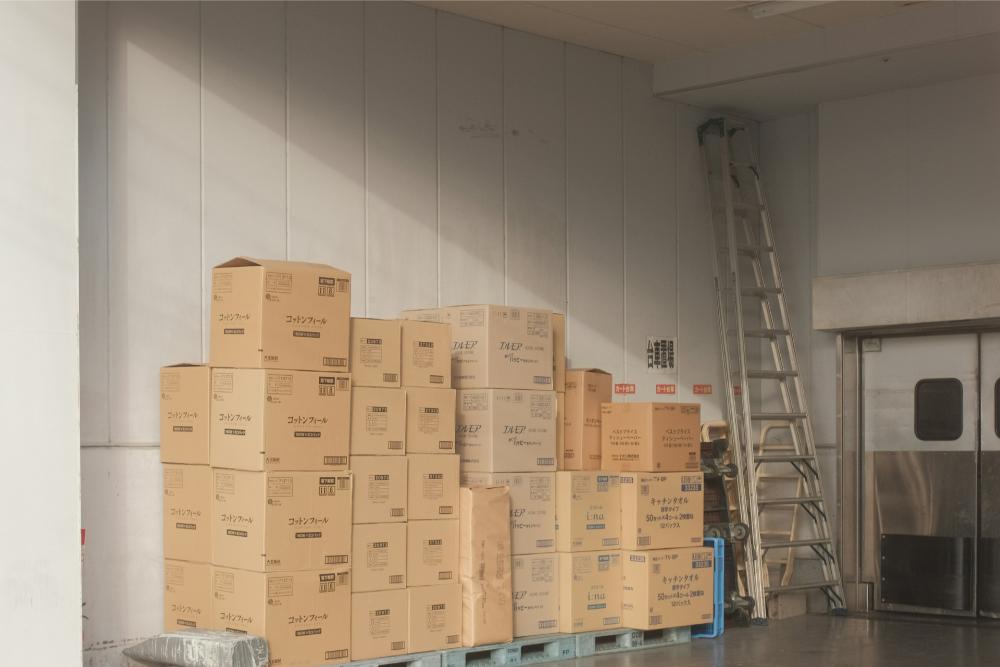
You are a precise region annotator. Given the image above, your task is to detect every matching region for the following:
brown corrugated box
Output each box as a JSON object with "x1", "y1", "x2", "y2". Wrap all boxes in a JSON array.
[
  {"x1": 554, "y1": 471, "x2": 621, "y2": 552},
  {"x1": 160, "y1": 364, "x2": 210, "y2": 465},
  {"x1": 408, "y1": 454, "x2": 459, "y2": 520},
  {"x1": 210, "y1": 368, "x2": 351, "y2": 472},
  {"x1": 352, "y1": 589, "x2": 409, "y2": 661},
  {"x1": 164, "y1": 559, "x2": 212, "y2": 631},
  {"x1": 350, "y1": 387, "x2": 405, "y2": 456},
  {"x1": 562, "y1": 369, "x2": 612, "y2": 470},
  {"x1": 352, "y1": 522, "x2": 407, "y2": 592},
  {"x1": 351, "y1": 456, "x2": 408, "y2": 524},
  {"x1": 556, "y1": 392, "x2": 565, "y2": 464},
  {"x1": 622, "y1": 546, "x2": 715, "y2": 630},
  {"x1": 601, "y1": 402, "x2": 701, "y2": 472},
  {"x1": 350, "y1": 317, "x2": 401, "y2": 387},
  {"x1": 461, "y1": 472, "x2": 555, "y2": 555},
  {"x1": 558, "y1": 551, "x2": 622, "y2": 633},
  {"x1": 620, "y1": 472, "x2": 704, "y2": 550},
  {"x1": 407, "y1": 583, "x2": 462, "y2": 653},
  {"x1": 455, "y1": 389, "x2": 556, "y2": 473},
  {"x1": 212, "y1": 566, "x2": 351, "y2": 666},
  {"x1": 459, "y1": 486, "x2": 513, "y2": 647},
  {"x1": 163, "y1": 464, "x2": 211, "y2": 563},
  {"x1": 405, "y1": 387, "x2": 456, "y2": 454},
  {"x1": 400, "y1": 320, "x2": 452, "y2": 388},
  {"x1": 210, "y1": 257, "x2": 351, "y2": 373},
  {"x1": 211, "y1": 470, "x2": 352, "y2": 572},
  {"x1": 407, "y1": 519, "x2": 459, "y2": 587},
  {"x1": 511, "y1": 554, "x2": 559, "y2": 638}
]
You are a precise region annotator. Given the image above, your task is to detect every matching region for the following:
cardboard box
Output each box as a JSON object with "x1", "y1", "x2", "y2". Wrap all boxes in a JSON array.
[
  {"x1": 554, "y1": 471, "x2": 621, "y2": 552},
  {"x1": 212, "y1": 470, "x2": 352, "y2": 572},
  {"x1": 405, "y1": 387, "x2": 456, "y2": 454},
  {"x1": 352, "y1": 522, "x2": 406, "y2": 592},
  {"x1": 408, "y1": 454, "x2": 459, "y2": 520},
  {"x1": 164, "y1": 559, "x2": 212, "y2": 632},
  {"x1": 352, "y1": 589, "x2": 409, "y2": 661},
  {"x1": 601, "y1": 402, "x2": 701, "y2": 472},
  {"x1": 620, "y1": 472, "x2": 704, "y2": 550},
  {"x1": 562, "y1": 369, "x2": 612, "y2": 471},
  {"x1": 459, "y1": 486, "x2": 513, "y2": 647},
  {"x1": 351, "y1": 387, "x2": 405, "y2": 456},
  {"x1": 351, "y1": 456, "x2": 407, "y2": 524},
  {"x1": 511, "y1": 554, "x2": 559, "y2": 638},
  {"x1": 350, "y1": 318, "x2": 401, "y2": 387},
  {"x1": 407, "y1": 583, "x2": 462, "y2": 653},
  {"x1": 210, "y1": 368, "x2": 351, "y2": 472},
  {"x1": 160, "y1": 364, "x2": 210, "y2": 465},
  {"x1": 622, "y1": 547, "x2": 715, "y2": 630},
  {"x1": 212, "y1": 566, "x2": 351, "y2": 666},
  {"x1": 556, "y1": 392, "x2": 565, "y2": 468},
  {"x1": 210, "y1": 257, "x2": 351, "y2": 373},
  {"x1": 455, "y1": 389, "x2": 556, "y2": 472},
  {"x1": 163, "y1": 464, "x2": 212, "y2": 563},
  {"x1": 552, "y1": 313, "x2": 566, "y2": 393},
  {"x1": 558, "y1": 551, "x2": 622, "y2": 633},
  {"x1": 400, "y1": 320, "x2": 452, "y2": 388},
  {"x1": 407, "y1": 519, "x2": 459, "y2": 587},
  {"x1": 403, "y1": 305, "x2": 553, "y2": 390},
  {"x1": 461, "y1": 472, "x2": 554, "y2": 555}
]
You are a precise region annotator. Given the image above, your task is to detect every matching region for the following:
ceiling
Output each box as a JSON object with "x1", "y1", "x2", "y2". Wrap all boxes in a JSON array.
[{"x1": 421, "y1": 1, "x2": 922, "y2": 64}]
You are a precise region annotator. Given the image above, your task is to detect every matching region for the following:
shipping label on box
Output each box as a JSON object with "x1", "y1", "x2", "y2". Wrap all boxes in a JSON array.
[
  {"x1": 620, "y1": 472, "x2": 704, "y2": 550},
  {"x1": 351, "y1": 522, "x2": 406, "y2": 592},
  {"x1": 212, "y1": 470, "x2": 352, "y2": 572},
  {"x1": 456, "y1": 389, "x2": 556, "y2": 472},
  {"x1": 562, "y1": 369, "x2": 612, "y2": 470},
  {"x1": 210, "y1": 257, "x2": 351, "y2": 373},
  {"x1": 552, "y1": 313, "x2": 566, "y2": 393},
  {"x1": 405, "y1": 387, "x2": 456, "y2": 454},
  {"x1": 351, "y1": 387, "x2": 405, "y2": 456},
  {"x1": 210, "y1": 368, "x2": 351, "y2": 472},
  {"x1": 351, "y1": 456, "x2": 407, "y2": 524},
  {"x1": 601, "y1": 402, "x2": 701, "y2": 472},
  {"x1": 622, "y1": 547, "x2": 714, "y2": 630},
  {"x1": 407, "y1": 583, "x2": 462, "y2": 653},
  {"x1": 352, "y1": 589, "x2": 409, "y2": 661},
  {"x1": 401, "y1": 320, "x2": 452, "y2": 388},
  {"x1": 164, "y1": 560, "x2": 212, "y2": 632},
  {"x1": 554, "y1": 471, "x2": 621, "y2": 552},
  {"x1": 350, "y1": 318, "x2": 401, "y2": 388},
  {"x1": 407, "y1": 519, "x2": 459, "y2": 587},
  {"x1": 160, "y1": 364, "x2": 210, "y2": 465},
  {"x1": 163, "y1": 464, "x2": 212, "y2": 563},
  {"x1": 459, "y1": 486, "x2": 513, "y2": 647},
  {"x1": 511, "y1": 554, "x2": 560, "y2": 638},
  {"x1": 558, "y1": 551, "x2": 622, "y2": 634},
  {"x1": 408, "y1": 454, "x2": 459, "y2": 520},
  {"x1": 462, "y1": 472, "x2": 554, "y2": 555},
  {"x1": 212, "y1": 566, "x2": 352, "y2": 666}
]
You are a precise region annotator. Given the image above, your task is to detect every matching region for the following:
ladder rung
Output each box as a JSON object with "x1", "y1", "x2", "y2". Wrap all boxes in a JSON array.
[
  {"x1": 766, "y1": 580, "x2": 841, "y2": 594},
  {"x1": 742, "y1": 286, "x2": 782, "y2": 297},
  {"x1": 756, "y1": 474, "x2": 802, "y2": 481},
  {"x1": 718, "y1": 244, "x2": 774, "y2": 256},
  {"x1": 755, "y1": 453, "x2": 816, "y2": 463},
  {"x1": 746, "y1": 369, "x2": 798, "y2": 379},
  {"x1": 742, "y1": 328, "x2": 790, "y2": 338},
  {"x1": 730, "y1": 160, "x2": 759, "y2": 170},
  {"x1": 751, "y1": 411, "x2": 806, "y2": 421},
  {"x1": 762, "y1": 537, "x2": 832, "y2": 550},
  {"x1": 758, "y1": 496, "x2": 824, "y2": 507}
]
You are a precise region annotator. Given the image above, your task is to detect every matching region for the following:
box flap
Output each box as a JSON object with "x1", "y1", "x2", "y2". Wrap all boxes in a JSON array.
[
  {"x1": 162, "y1": 362, "x2": 206, "y2": 368},
  {"x1": 568, "y1": 368, "x2": 611, "y2": 375},
  {"x1": 214, "y1": 256, "x2": 350, "y2": 276}
]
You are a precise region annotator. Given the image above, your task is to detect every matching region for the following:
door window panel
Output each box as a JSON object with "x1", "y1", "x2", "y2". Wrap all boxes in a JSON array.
[{"x1": 914, "y1": 378, "x2": 963, "y2": 441}]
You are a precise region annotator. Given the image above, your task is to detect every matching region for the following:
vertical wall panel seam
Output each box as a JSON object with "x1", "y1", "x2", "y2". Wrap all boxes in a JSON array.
[
  {"x1": 620, "y1": 57, "x2": 627, "y2": 388},
  {"x1": 362, "y1": 1, "x2": 369, "y2": 317},
  {"x1": 674, "y1": 106, "x2": 681, "y2": 393},
  {"x1": 284, "y1": 2, "x2": 290, "y2": 261},
  {"x1": 563, "y1": 42, "x2": 569, "y2": 345},
  {"x1": 435, "y1": 11, "x2": 441, "y2": 308},
  {"x1": 104, "y1": 0, "x2": 112, "y2": 441},
  {"x1": 501, "y1": 29, "x2": 507, "y2": 306},
  {"x1": 198, "y1": 0, "x2": 206, "y2": 362}
]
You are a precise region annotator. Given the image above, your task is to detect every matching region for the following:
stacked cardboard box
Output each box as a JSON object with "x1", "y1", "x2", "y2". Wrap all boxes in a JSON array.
[
  {"x1": 601, "y1": 402, "x2": 714, "y2": 630},
  {"x1": 406, "y1": 305, "x2": 556, "y2": 643},
  {"x1": 161, "y1": 258, "x2": 355, "y2": 667}
]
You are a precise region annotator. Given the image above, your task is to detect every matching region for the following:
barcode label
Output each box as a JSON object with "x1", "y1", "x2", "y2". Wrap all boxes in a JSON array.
[
  {"x1": 649, "y1": 615, "x2": 662, "y2": 625},
  {"x1": 383, "y1": 373, "x2": 399, "y2": 383},
  {"x1": 323, "y1": 456, "x2": 348, "y2": 466},
  {"x1": 539, "y1": 619, "x2": 558, "y2": 629},
  {"x1": 323, "y1": 357, "x2": 348, "y2": 368},
  {"x1": 533, "y1": 376, "x2": 551, "y2": 385},
  {"x1": 430, "y1": 375, "x2": 444, "y2": 385},
  {"x1": 438, "y1": 571, "x2": 453, "y2": 580},
  {"x1": 638, "y1": 536, "x2": 651, "y2": 546},
  {"x1": 389, "y1": 575, "x2": 404, "y2": 584},
  {"x1": 320, "y1": 581, "x2": 337, "y2": 593},
  {"x1": 390, "y1": 508, "x2": 405, "y2": 517},
  {"x1": 319, "y1": 384, "x2": 337, "y2": 397},
  {"x1": 604, "y1": 617, "x2": 621, "y2": 626},
  {"x1": 439, "y1": 441, "x2": 453, "y2": 449},
  {"x1": 439, "y1": 506, "x2": 454, "y2": 515},
  {"x1": 446, "y1": 635, "x2": 459, "y2": 645},
  {"x1": 391, "y1": 641, "x2": 406, "y2": 651},
  {"x1": 537, "y1": 457, "x2": 555, "y2": 466},
  {"x1": 325, "y1": 555, "x2": 349, "y2": 565},
  {"x1": 388, "y1": 441, "x2": 403, "y2": 450},
  {"x1": 326, "y1": 649, "x2": 349, "y2": 660}
]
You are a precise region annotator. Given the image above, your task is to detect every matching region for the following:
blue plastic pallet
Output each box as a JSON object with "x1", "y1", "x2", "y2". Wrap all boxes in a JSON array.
[
  {"x1": 442, "y1": 634, "x2": 573, "y2": 667},
  {"x1": 344, "y1": 650, "x2": 444, "y2": 667},
  {"x1": 692, "y1": 536, "x2": 726, "y2": 639}
]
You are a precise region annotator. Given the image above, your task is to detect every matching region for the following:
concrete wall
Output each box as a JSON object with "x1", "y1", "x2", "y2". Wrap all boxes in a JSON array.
[
  {"x1": 0, "y1": 1, "x2": 81, "y2": 663},
  {"x1": 78, "y1": 2, "x2": 724, "y2": 662}
]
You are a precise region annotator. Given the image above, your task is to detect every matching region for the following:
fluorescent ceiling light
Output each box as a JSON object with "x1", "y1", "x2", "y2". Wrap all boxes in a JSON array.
[{"x1": 745, "y1": 1, "x2": 835, "y2": 19}]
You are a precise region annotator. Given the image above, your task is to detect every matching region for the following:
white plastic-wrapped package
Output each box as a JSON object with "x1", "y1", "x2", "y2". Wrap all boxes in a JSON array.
[{"x1": 123, "y1": 630, "x2": 268, "y2": 667}]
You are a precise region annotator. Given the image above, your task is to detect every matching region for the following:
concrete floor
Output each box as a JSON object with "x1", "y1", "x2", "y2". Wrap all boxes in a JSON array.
[{"x1": 569, "y1": 615, "x2": 1000, "y2": 667}]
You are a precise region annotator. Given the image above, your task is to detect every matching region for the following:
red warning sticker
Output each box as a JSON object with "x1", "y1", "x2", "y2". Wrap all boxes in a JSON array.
[
  {"x1": 656, "y1": 384, "x2": 676, "y2": 395},
  {"x1": 614, "y1": 383, "x2": 636, "y2": 395},
  {"x1": 693, "y1": 384, "x2": 713, "y2": 395}
]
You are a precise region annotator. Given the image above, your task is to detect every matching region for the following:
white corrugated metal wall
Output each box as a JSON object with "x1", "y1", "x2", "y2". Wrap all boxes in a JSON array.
[{"x1": 78, "y1": 2, "x2": 728, "y2": 661}]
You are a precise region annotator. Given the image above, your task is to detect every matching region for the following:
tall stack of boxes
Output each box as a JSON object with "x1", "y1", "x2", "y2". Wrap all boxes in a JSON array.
[
  {"x1": 601, "y1": 402, "x2": 714, "y2": 630},
  {"x1": 161, "y1": 258, "x2": 355, "y2": 667},
  {"x1": 406, "y1": 305, "x2": 557, "y2": 644}
]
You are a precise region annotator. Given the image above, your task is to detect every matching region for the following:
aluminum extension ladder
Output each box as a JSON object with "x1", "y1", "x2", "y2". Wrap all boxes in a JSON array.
[{"x1": 697, "y1": 117, "x2": 846, "y2": 623}]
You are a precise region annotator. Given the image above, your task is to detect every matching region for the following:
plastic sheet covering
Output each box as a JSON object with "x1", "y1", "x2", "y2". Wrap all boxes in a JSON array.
[{"x1": 122, "y1": 629, "x2": 268, "y2": 667}]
